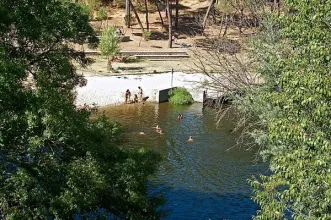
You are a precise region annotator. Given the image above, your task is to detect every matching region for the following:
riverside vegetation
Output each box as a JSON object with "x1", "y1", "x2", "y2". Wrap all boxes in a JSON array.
[
  {"x1": 198, "y1": 0, "x2": 331, "y2": 219},
  {"x1": 248, "y1": 1, "x2": 331, "y2": 218},
  {"x1": 0, "y1": 0, "x2": 162, "y2": 219}
]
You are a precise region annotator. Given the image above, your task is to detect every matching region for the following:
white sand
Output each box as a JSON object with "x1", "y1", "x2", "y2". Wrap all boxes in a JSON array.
[{"x1": 75, "y1": 72, "x2": 208, "y2": 107}]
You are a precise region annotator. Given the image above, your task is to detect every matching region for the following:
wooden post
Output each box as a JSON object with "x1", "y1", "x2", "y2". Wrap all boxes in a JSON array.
[
  {"x1": 171, "y1": 68, "x2": 174, "y2": 88},
  {"x1": 167, "y1": 0, "x2": 172, "y2": 48},
  {"x1": 129, "y1": 0, "x2": 144, "y2": 32},
  {"x1": 175, "y1": 0, "x2": 179, "y2": 30},
  {"x1": 155, "y1": 0, "x2": 164, "y2": 26}
]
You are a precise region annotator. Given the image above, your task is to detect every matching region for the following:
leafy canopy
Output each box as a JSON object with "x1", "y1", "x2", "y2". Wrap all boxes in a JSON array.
[
  {"x1": 100, "y1": 26, "x2": 121, "y2": 59},
  {"x1": 0, "y1": 0, "x2": 162, "y2": 219},
  {"x1": 246, "y1": 0, "x2": 331, "y2": 219}
]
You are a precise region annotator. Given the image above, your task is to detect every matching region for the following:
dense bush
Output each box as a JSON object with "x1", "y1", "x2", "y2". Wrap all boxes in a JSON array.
[{"x1": 169, "y1": 87, "x2": 194, "y2": 105}]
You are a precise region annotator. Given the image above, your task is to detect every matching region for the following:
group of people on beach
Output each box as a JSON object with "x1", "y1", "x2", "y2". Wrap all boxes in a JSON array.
[
  {"x1": 140, "y1": 113, "x2": 193, "y2": 142},
  {"x1": 125, "y1": 86, "x2": 143, "y2": 104}
]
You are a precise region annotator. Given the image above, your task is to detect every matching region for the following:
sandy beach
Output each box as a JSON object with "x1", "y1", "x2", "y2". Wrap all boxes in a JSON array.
[{"x1": 75, "y1": 72, "x2": 208, "y2": 107}]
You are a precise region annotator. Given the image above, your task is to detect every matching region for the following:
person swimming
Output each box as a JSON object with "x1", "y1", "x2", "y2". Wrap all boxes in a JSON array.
[
  {"x1": 158, "y1": 129, "x2": 164, "y2": 134},
  {"x1": 153, "y1": 125, "x2": 161, "y2": 131},
  {"x1": 178, "y1": 114, "x2": 184, "y2": 121},
  {"x1": 188, "y1": 136, "x2": 193, "y2": 142}
]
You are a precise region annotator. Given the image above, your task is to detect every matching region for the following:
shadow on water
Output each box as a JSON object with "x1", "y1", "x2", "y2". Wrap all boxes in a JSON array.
[
  {"x1": 101, "y1": 103, "x2": 267, "y2": 220},
  {"x1": 149, "y1": 183, "x2": 259, "y2": 220}
]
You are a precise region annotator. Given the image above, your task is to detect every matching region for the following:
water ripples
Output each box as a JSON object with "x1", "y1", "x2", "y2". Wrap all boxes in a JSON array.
[{"x1": 102, "y1": 103, "x2": 267, "y2": 220}]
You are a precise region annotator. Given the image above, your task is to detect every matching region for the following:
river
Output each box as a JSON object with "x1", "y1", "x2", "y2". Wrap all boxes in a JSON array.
[{"x1": 101, "y1": 102, "x2": 267, "y2": 220}]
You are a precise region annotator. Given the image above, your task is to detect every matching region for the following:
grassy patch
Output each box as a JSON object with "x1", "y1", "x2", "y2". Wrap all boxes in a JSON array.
[{"x1": 169, "y1": 87, "x2": 194, "y2": 105}]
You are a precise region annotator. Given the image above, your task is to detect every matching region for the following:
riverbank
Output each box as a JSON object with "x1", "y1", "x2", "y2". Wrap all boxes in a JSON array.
[{"x1": 75, "y1": 72, "x2": 208, "y2": 107}]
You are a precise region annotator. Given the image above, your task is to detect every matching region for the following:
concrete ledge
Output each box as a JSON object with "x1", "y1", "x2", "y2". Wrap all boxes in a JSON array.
[
  {"x1": 135, "y1": 54, "x2": 189, "y2": 57},
  {"x1": 121, "y1": 51, "x2": 188, "y2": 56},
  {"x1": 157, "y1": 87, "x2": 176, "y2": 103}
]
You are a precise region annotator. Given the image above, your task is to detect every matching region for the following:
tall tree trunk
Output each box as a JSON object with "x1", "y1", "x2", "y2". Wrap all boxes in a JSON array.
[
  {"x1": 125, "y1": 0, "x2": 130, "y2": 27},
  {"x1": 170, "y1": 1, "x2": 173, "y2": 26},
  {"x1": 202, "y1": 0, "x2": 215, "y2": 30},
  {"x1": 144, "y1": 0, "x2": 149, "y2": 30},
  {"x1": 222, "y1": 15, "x2": 228, "y2": 37},
  {"x1": 155, "y1": 0, "x2": 164, "y2": 26},
  {"x1": 128, "y1": 3, "x2": 131, "y2": 27},
  {"x1": 129, "y1": 0, "x2": 144, "y2": 32},
  {"x1": 175, "y1": 0, "x2": 179, "y2": 30},
  {"x1": 167, "y1": 0, "x2": 172, "y2": 48}
]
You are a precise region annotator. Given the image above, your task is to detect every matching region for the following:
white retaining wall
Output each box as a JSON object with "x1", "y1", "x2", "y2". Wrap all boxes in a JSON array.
[{"x1": 75, "y1": 72, "x2": 207, "y2": 107}]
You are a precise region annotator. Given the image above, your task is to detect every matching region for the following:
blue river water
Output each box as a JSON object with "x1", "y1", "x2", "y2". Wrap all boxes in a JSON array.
[{"x1": 102, "y1": 102, "x2": 267, "y2": 220}]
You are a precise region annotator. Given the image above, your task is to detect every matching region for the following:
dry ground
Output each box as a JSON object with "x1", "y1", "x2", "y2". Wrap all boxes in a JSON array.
[{"x1": 75, "y1": 0, "x2": 255, "y2": 75}]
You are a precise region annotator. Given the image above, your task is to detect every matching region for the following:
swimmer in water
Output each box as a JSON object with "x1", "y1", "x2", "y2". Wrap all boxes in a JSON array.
[
  {"x1": 139, "y1": 130, "x2": 145, "y2": 135},
  {"x1": 188, "y1": 136, "x2": 193, "y2": 142},
  {"x1": 180, "y1": 114, "x2": 184, "y2": 120},
  {"x1": 153, "y1": 125, "x2": 161, "y2": 131},
  {"x1": 158, "y1": 129, "x2": 164, "y2": 134}
]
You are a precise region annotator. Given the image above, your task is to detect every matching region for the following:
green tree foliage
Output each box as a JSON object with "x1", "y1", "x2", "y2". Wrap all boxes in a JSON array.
[
  {"x1": 77, "y1": 0, "x2": 101, "y2": 9},
  {"x1": 97, "y1": 6, "x2": 108, "y2": 20},
  {"x1": 80, "y1": 4, "x2": 94, "y2": 20},
  {"x1": 0, "y1": 0, "x2": 162, "y2": 219},
  {"x1": 100, "y1": 26, "x2": 121, "y2": 59},
  {"x1": 245, "y1": 0, "x2": 331, "y2": 218},
  {"x1": 169, "y1": 87, "x2": 194, "y2": 105},
  {"x1": 100, "y1": 26, "x2": 121, "y2": 70}
]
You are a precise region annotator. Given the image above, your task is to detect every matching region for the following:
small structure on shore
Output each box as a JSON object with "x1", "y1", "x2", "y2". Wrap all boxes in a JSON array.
[{"x1": 202, "y1": 90, "x2": 235, "y2": 109}]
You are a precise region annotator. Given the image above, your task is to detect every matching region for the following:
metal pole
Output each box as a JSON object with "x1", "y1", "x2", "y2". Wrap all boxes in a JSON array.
[{"x1": 171, "y1": 68, "x2": 174, "y2": 88}]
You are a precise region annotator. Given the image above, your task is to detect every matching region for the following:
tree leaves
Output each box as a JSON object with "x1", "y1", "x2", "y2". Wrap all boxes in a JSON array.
[
  {"x1": 0, "y1": 0, "x2": 161, "y2": 219},
  {"x1": 248, "y1": 0, "x2": 331, "y2": 219}
]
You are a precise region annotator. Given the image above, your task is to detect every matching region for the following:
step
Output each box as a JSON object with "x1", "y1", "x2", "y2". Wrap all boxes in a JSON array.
[
  {"x1": 135, "y1": 54, "x2": 189, "y2": 57},
  {"x1": 120, "y1": 51, "x2": 188, "y2": 56},
  {"x1": 135, "y1": 55, "x2": 190, "y2": 60}
]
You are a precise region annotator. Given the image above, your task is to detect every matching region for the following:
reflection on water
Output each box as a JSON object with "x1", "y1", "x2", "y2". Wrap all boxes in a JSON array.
[{"x1": 101, "y1": 103, "x2": 266, "y2": 220}]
